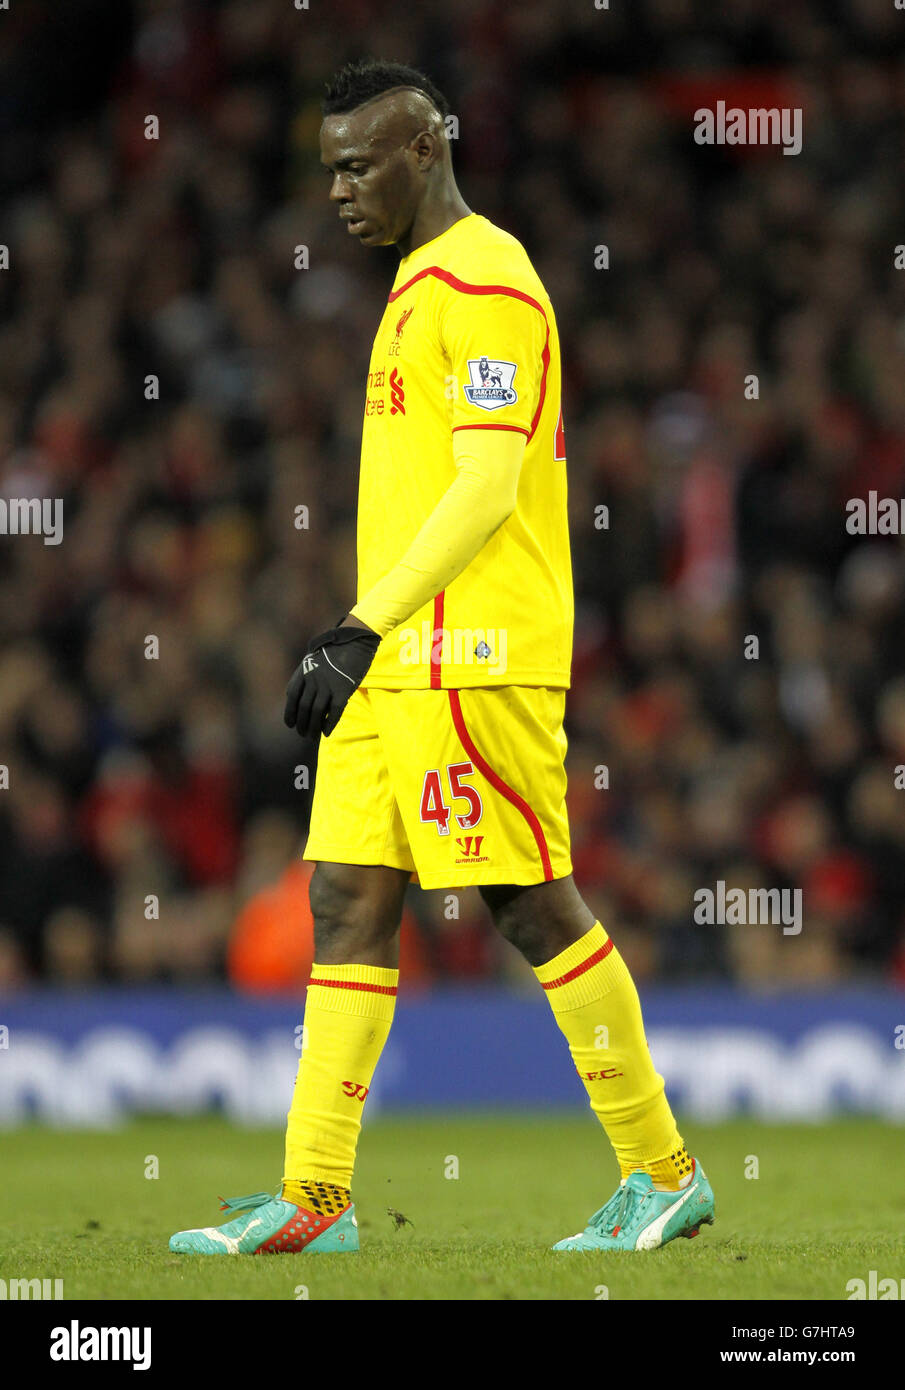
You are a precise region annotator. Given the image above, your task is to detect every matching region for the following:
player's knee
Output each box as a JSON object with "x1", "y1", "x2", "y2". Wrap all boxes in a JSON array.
[
  {"x1": 309, "y1": 863, "x2": 363, "y2": 938},
  {"x1": 482, "y1": 879, "x2": 594, "y2": 967},
  {"x1": 308, "y1": 862, "x2": 399, "y2": 951},
  {"x1": 486, "y1": 901, "x2": 548, "y2": 964}
]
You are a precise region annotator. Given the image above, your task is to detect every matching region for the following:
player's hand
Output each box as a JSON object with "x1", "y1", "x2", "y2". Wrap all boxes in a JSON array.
[{"x1": 284, "y1": 617, "x2": 381, "y2": 739}]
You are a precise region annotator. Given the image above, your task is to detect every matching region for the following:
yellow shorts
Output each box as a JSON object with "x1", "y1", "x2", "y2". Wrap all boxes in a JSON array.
[{"x1": 303, "y1": 685, "x2": 573, "y2": 889}]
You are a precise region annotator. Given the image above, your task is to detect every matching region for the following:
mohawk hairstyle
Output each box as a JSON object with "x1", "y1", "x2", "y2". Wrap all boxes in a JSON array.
[{"x1": 322, "y1": 59, "x2": 450, "y2": 119}]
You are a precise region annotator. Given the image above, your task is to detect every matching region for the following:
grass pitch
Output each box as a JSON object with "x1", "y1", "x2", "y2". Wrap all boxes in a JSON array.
[{"x1": 3, "y1": 1114, "x2": 903, "y2": 1300}]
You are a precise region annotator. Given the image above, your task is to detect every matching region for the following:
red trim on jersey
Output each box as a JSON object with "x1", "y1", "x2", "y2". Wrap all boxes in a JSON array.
[
  {"x1": 387, "y1": 267, "x2": 551, "y2": 442},
  {"x1": 388, "y1": 267, "x2": 546, "y2": 316},
  {"x1": 308, "y1": 977, "x2": 398, "y2": 996},
  {"x1": 447, "y1": 689, "x2": 554, "y2": 881},
  {"x1": 452, "y1": 423, "x2": 530, "y2": 437},
  {"x1": 430, "y1": 589, "x2": 445, "y2": 689},
  {"x1": 534, "y1": 334, "x2": 550, "y2": 440},
  {"x1": 540, "y1": 938, "x2": 614, "y2": 991}
]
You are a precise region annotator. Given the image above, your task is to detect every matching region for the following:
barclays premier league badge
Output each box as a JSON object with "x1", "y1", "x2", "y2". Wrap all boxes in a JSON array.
[{"x1": 463, "y1": 357, "x2": 518, "y2": 410}]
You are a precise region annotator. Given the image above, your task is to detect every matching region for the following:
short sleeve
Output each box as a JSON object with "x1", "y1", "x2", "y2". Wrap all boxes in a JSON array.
[{"x1": 440, "y1": 287, "x2": 550, "y2": 438}]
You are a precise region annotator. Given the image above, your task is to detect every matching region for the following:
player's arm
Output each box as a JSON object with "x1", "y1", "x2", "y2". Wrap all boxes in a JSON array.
[
  {"x1": 347, "y1": 426, "x2": 525, "y2": 636},
  {"x1": 284, "y1": 430, "x2": 523, "y2": 740},
  {"x1": 349, "y1": 284, "x2": 547, "y2": 634},
  {"x1": 284, "y1": 286, "x2": 545, "y2": 740}
]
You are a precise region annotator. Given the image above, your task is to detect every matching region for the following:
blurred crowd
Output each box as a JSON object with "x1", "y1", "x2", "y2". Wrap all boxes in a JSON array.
[{"x1": 2, "y1": 0, "x2": 905, "y2": 993}]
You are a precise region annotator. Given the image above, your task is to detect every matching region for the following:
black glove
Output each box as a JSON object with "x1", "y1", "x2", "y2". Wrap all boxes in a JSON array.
[{"x1": 284, "y1": 619, "x2": 381, "y2": 739}]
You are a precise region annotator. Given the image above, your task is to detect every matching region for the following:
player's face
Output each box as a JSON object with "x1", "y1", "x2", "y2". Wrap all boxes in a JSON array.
[{"x1": 320, "y1": 113, "x2": 419, "y2": 248}]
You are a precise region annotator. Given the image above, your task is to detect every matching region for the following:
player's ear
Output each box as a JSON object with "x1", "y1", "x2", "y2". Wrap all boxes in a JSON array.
[{"x1": 411, "y1": 129, "x2": 441, "y2": 170}]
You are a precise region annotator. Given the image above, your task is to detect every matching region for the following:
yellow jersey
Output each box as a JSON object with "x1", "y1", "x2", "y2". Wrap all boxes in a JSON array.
[{"x1": 355, "y1": 212, "x2": 573, "y2": 689}]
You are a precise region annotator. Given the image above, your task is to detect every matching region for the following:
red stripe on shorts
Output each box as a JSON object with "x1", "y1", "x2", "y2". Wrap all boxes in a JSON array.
[{"x1": 447, "y1": 689, "x2": 554, "y2": 881}]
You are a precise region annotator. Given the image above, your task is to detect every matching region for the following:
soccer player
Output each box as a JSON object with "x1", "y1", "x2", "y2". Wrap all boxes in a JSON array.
[{"x1": 170, "y1": 59, "x2": 714, "y2": 1256}]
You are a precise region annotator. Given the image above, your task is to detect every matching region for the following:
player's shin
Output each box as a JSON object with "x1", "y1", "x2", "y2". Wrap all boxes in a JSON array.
[
  {"x1": 282, "y1": 962, "x2": 397, "y2": 1212},
  {"x1": 534, "y1": 922, "x2": 692, "y2": 1191}
]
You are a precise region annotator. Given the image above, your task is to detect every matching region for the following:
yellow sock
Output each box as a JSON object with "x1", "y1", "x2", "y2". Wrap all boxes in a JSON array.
[
  {"x1": 534, "y1": 922, "x2": 690, "y2": 1190},
  {"x1": 282, "y1": 961, "x2": 397, "y2": 1194}
]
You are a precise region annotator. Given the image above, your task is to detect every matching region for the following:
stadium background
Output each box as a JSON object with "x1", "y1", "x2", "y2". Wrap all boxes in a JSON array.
[{"x1": 1, "y1": 0, "x2": 905, "y2": 1130}]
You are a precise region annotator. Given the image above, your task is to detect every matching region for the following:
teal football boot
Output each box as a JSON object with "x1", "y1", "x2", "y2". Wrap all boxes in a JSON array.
[
  {"x1": 169, "y1": 1190, "x2": 359, "y2": 1254},
  {"x1": 553, "y1": 1160, "x2": 714, "y2": 1251}
]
